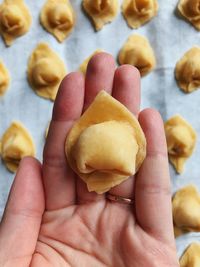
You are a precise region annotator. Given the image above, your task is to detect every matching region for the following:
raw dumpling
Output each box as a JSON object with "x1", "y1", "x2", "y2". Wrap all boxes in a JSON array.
[
  {"x1": 79, "y1": 49, "x2": 103, "y2": 75},
  {"x1": 45, "y1": 122, "x2": 50, "y2": 138},
  {"x1": 0, "y1": 0, "x2": 31, "y2": 46},
  {"x1": 175, "y1": 47, "x2": 200, "y2": 93},
  {"x1": 0, "y1": 121, "x2": 35, "y2": 172},
  {"x1": 82, "y1": 0, "x2": 119, "y2": 31},
  {"x1": 40, "y1": 0, "x2": 75, "y2": 43},
  {"x1": 122, "y1": 0, "x2": 158, "y2": 29},
  {"x1": 65, "y1": 90, "x2": 146, "y2": 194},
  {"x1": 180, "y1": 243, "x2": 200, "y2": 267},
  {"x1": 118, "y1": 34, "x2": 156, "y2": 76},
  {"x1": 178, "y1": 0, "x2": 200, "y2": 30},
  {"x1": 173, "y1": 185, "x2": 200, "y2": 237},
  {"x1": 27, "y1": 43, "x2": 67, "y2": 101},
  {"x1": 0, "y1": 60, "x2": 10, "y2": 96},
  {"x1": 164, "y1": 115, "x2": 197, "y2": 174}
]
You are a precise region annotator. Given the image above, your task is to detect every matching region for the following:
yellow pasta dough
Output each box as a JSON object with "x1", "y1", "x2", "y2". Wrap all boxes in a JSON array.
[
  {"x1": 173, "y1": 185, "x2": 200, "y2": 237},
  {"x1": 45, "y1": 122, "x2": 50, "y2": 138},
  {"x1": 122, "y1": 0, "x2": 158, "y2": 29},
  {"x1": 82, "y1": 0, "x2": 119, "y2": 31},
  {"x1": 0, "y1": 0, "x2": 31, "y2": 46},
  {"x1": 79, "y1": 49, "x2": 103, "y2": 75},
  {"x1": 40, "y1": 0, "x2": 75, "y2": 43},
  {"x1": 178, "y1": 0, "x2": 200, "y2": 30},
  {"x1": 174, "y1": 225, "x2": 184, "y2": 237},
  {"x1": 27, "y1": 43, "x2": 67, "y2": 101},
  {"x1": 0, "y1": 121, "x2": 35, "y2": 172},
  {"x1": 164, "y1": 115, "x2": 197, "y2": 174},
  {"x1": 180, "y1": 243, "x2": 200, "y2": 267},
  {"x1": 118, "y1": 34, "x2": 156, "y2": 76},
  {"x1": 65, "y1": 90, "x2": 146, "y2": 194},
  {"x1": 0, "y1": 60, "x2": 10, "y2": 96},
  {"x1": 175, "y1": 47, "x2": 200, "y2": 93}
]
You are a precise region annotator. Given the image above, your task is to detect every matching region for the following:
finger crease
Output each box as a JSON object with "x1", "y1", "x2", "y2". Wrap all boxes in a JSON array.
[
  {"x1": 43, "y1": 156, "x2": 67, "y2": 169},
  {"x1": 137, "y1": 183, "x2": 171, "y2": 196}
]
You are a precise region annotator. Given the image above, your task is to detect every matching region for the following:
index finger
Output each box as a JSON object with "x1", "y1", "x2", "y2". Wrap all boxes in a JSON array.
[{"x1": 43, "y1": 72, "x2": 85, "y2": 211}]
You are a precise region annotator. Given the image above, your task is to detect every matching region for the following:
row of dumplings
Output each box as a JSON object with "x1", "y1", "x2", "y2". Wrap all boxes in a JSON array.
[
  {"x1": 0, "y1": 0, "x2": 198, "y2": 46},
  {"x1": 0, "y1": 113, "x2": 196, "y2": 175},
  {"x1": 82, "y1": 0, "x2": 200, "y2": 32},
  {"x1": 174, "y1": 185, "x2": 200, "y2": 266},
  {"x1": 1, "y1": 33, "x2": 200, "y2": 99},
  {"x1": 0, "y1": 0, "x2": 74, "y2": 46},
  {"x1": 0, "y1": 0, "x2": 157, "y2": 46},
  {"x1": 119, "y1": 35, "x2": 200, "y2": 93}
]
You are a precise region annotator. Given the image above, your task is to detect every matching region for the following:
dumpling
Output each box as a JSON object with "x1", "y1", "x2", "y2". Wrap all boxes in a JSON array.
[
  {"x1": 122, "y1": 0, "x2": 159, "y2": 29},
  {"x1": 82, "y1": 0, "x2": 119, "y2": 31},
  {"x1": 0, "y1": 60, "x2": 10, "y2": 96},
  {"x1": 175, "y1": 47, "x2": 200, "y2": 93},
  {"x1": 0, "y1": 121, "x2": 35, "y2": 172},
  {"x1": 45, "y1": 122, "x2": 50, "y2": 138},
  {"x1": 118, "y1": 34, "x2": 156, "y2": 76},
  {"x1": 65, "y1": 90, "x2": 146, "y2": 194},
  {"x1": 178, "y1": 0, "x2": 200, "y2": 30},
  {"x1": 180, "y1": 243, "x2": 200, "y2": 267},
  {"x1": 79, "y1": 49, "x2": 103, "y2": 75},
  {"x1": 27, "y1": 43, "x2": 67, "y2": 101},
  {"x1": 173, "y1": 185, "x2": 200, "y2": 237},
  {"x1": 164, "y1": 115, "x2": 197, "y2": 174},
  {"x1": 40, "y1": 0, "x2": 75, "y2": 43},
  {"x1": 0, "y1": 0, "x2": 31, "y2": 46}
]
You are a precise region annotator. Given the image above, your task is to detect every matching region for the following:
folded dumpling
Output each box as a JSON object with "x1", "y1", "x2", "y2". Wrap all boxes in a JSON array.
[
  {"x1": 180, "y1": 243, "x2": 200, "y2": 267},
  {"x1": 27, "y1": 43, "x2": 67, "y2": 101},
  {"x1": 164, "y1": 115, "x2": 197, "y2": 174},
  {"x1": 82, "y1": 0, "x2": 119, "y2": 31},
  {"x1": 65, "y1": 91, "x2": 146, "y2": 194},
  {"x1": 45, "y1": 122, "x2": 50, "y2": 139},
  {"x1": 40, "y1": 0, "x2": 75, "y2": 43},
  {"x1": 0, "y1": 121, "x2": 35, "y2": 172},
  {"x1": 0, "y1": 60, "x2": 10, "y2": 96},
  {"x1": 79, "y1": 49, "x2": 103, "y2": 75},
  {"x1": 122, "y1": 0, "x2": 158, "y2": 29},
  {"x1": 178, "y1": 0, "x2": 200, "y2": 30},
  {"x1": 175, "y1": 47, "x2": 200, "y2": 93},
  {"x1": 0, "y1": 0, "x2": 31, "y2": 46},
  {"x1": 118, "y1": 34, "x2": 156, "y2": 76},
  {"x1": 173, "y1": 185, "x2": 200, "y2": 237}
]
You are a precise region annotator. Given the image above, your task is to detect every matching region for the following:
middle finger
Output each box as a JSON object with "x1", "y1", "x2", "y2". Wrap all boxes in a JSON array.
[
  {"x1": 77, "y1": 52, "x2": 116, "y2": 203},
  {"x1": 109, "y1": 64, "x2": 141, "y2": 201}
]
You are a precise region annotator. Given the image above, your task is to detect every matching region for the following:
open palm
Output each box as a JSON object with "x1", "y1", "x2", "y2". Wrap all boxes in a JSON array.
[{"x1": 0, "y1": 53, "x2": 179, "y2": 267}]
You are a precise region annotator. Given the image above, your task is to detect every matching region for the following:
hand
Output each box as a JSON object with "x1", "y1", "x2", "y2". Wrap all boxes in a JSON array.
[{"x1": 0, "y1": 53, "x2": 179, "y2": 267}]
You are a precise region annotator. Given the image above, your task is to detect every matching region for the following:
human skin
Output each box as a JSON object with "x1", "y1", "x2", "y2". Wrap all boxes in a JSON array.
[{"x1": 0, "y1": 53, "x2": 179, "y2": 267}]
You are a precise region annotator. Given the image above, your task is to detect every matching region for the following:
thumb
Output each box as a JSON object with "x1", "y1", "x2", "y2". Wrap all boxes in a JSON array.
[{"x1": 0, "y1": 157, "x2": 45, "y2": 266}]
